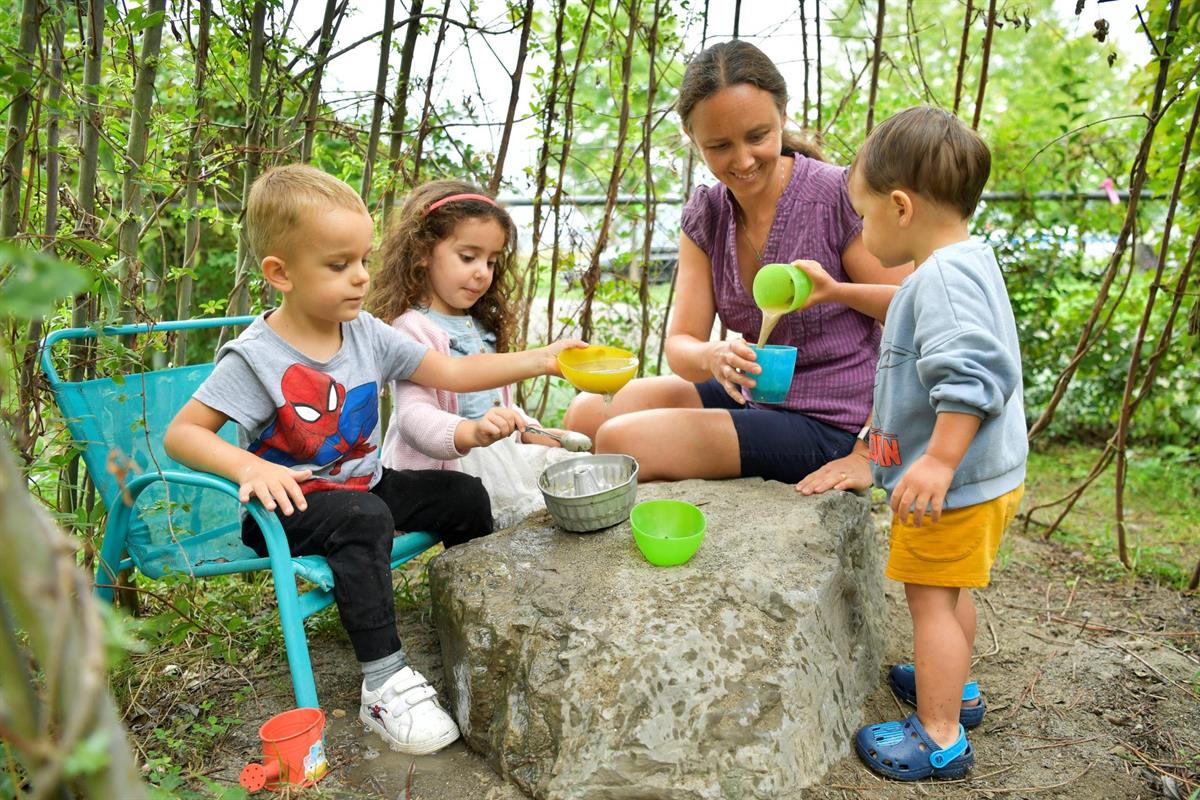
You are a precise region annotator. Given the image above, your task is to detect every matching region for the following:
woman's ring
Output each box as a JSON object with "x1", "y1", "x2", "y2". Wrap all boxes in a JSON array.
[{"x1": 839, "y1": 472, "x2": 847, "y2": 480}]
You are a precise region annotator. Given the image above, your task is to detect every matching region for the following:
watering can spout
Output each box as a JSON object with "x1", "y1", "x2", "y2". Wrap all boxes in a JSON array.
[{"x1": 239, "y1": 760, "x2": 281, "y2": 792}]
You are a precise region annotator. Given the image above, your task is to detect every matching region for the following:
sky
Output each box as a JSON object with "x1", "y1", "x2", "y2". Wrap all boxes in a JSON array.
[
  {"x1": 294, "y1": 0, "x2": 1152, "y2": 193},
  {"x1": 286, "y1": 1, "x2": 1154, "y2": 251}
]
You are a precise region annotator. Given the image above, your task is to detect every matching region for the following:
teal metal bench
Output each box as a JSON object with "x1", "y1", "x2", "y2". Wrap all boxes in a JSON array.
[{"x1": 40, "y1": 317, "x2": 438, "y2": 708}]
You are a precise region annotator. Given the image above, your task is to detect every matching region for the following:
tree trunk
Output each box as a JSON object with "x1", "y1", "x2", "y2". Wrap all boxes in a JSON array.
[
  {"x1": 531, "y1": 0, "x2": 598, "y2": 417},
  {"x1": 637, "y1": 0, "x2": 662, "y2": 374},
  {"x1": 411, "y1": 0, "x2": 453, "y2": 183},
  {"x1": 65, "y1": 0, "x2": 105, "y2": 556},
  {"x1": 382, "y1": 0, "x2": 425, "y2": 225},
  {"x1": 15, "y1": 2, "x2": 64, "y2": 458},
  {"x1": 300, "y1": 0, "x2": 339, "y2": 163},
  {"x1": 227, "y1": 0, "x2": 268, "y2": 323},
  {"x1": 175, "y1": 0, "x2": 211, "y2": 359},
  {"x1": 361, "y1": 0, "x2": 395, "y2": 204},
  {"x1": 0, "y1": 440, "x2": 149, "y2": 799},
  {"x1": 516, "y1": 0, "x2": 566, "y2": 358},
  {"x1": 117, "y1": 0, "x2": 167, "y2": 322},
  {"x1": 952, "y1": 0, "x2": 974, "y2": 116},
  {"x1": 1111, "y1": 89, "x2": 1199, "y2": 567},
  {"x1": 580, "y1": 0, "x2": 641, "y2": 342},
  {"x1": 800, "y1": 0, "x2": 809, "y2": 127},
  {"x1": 1027, "y1": 0, "x2": 1181, "y2": 440},
  {"x1": 488, "y1": 0, "x2": 535, "y2": 194},
  {"x1": 1, "y1": 0, "x2": 41, "y2": 240},
  {"x1": 865, "y1": 0, "x2": 886, "y2": 135},
  {"x1": 970, "y1": 0, "x2": 997, "y2": 130}
]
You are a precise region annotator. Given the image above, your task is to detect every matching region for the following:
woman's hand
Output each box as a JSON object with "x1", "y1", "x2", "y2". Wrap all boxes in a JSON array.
[
  {"x1": 538, "y1": 338, "x2": 588, "y2": 376},
  {"x1": 795, "y1": 441, "x2": 873, "y2": 495},
  {"x1": 791, "y1": 259, "x2": 841, "y2": 307},
  {"x1": 708, "y1": 338, "x2": 760, "y2": 404}
]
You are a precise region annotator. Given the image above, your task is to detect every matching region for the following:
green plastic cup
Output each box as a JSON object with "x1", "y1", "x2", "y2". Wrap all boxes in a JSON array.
[
  {"x1": 752, "y1": 263, "x2": 813, "y2": 313},
  {"x1": 630, "y1": 499, "x2": 706, "y2": 567}
]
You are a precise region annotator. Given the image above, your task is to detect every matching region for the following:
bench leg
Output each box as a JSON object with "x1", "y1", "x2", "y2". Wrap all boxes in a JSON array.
[
  {"x1": 94, "y1": 506, "x2": 132, "y2": 604},
  {"x1": 270, "y1": 563, "x2": 320, "y2": 709}
]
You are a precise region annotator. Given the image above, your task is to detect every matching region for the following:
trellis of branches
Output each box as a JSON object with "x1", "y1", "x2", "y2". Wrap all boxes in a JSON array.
[{"x1": 0, "y1": 17, "x2": 1198, "y2": 783}]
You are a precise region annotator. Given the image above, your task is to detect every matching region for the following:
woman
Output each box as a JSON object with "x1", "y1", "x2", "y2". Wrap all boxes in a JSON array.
[{"x1": 564, "y1": 40, "x2": 908, "y2": 491}]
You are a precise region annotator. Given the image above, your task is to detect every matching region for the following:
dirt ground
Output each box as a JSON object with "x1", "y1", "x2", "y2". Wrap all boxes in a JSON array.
[{"x1": 197, "y1": 504, "x2": 1200, "y2": 800}]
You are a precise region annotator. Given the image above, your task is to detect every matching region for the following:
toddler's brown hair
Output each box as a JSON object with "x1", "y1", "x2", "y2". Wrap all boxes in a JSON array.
[{"x1": 853, "y1": 106, "x2": 991, "y2": 219}]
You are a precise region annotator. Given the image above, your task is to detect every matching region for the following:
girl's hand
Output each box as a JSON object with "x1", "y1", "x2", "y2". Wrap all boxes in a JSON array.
[
  {"x1": 708, "y1": 338, "x2": 759, "y2": 404},
  {"x1": 791, "y1": 259, "x2": 841, "y2": 307},
  {"x1": 540, "y1": 338, "x2": 588, "y2": 376},
  {"x1": 463, "y1": 407, "x2": 524, "y2": 449}
]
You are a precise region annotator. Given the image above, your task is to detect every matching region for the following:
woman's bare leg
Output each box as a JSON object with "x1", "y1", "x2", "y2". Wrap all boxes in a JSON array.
[
  {"x1": 595, "y1": 408, "x2": 740, "y2": 481},
  {"x1": 563, "y1": 376, "x2": 705, "y2": 439}
]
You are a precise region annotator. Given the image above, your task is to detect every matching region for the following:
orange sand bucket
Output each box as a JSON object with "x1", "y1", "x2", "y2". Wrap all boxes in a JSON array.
[{"x1": 239, "y1": 708, "x2": 329, "y2": 792}]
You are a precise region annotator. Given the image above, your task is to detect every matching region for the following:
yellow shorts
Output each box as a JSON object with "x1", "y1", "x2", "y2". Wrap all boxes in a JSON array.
[{"x1": 885, "y1": 484, "x2": 1025, "y2": 589}]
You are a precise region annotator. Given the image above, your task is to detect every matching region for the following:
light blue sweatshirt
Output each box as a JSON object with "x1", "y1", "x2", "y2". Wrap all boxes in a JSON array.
[{"x1": 869, "y1": 239, "x2": 1027, "y2": 509}]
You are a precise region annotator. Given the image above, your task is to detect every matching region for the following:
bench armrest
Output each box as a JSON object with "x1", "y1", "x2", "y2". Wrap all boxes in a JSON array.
[{"x1": 121, "y1": 469, "x2": 293, "y2": 568}]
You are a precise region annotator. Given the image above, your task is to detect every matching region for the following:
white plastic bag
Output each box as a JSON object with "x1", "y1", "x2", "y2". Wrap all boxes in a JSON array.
[{"x1": 458, "y1": 436, "x2": 575, "y2": 530}]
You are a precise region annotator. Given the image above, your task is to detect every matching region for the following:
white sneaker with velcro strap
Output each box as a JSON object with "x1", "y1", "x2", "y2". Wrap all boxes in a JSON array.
[{"x1": 359, "y1": 666, "x2": 460, "y2": 754}]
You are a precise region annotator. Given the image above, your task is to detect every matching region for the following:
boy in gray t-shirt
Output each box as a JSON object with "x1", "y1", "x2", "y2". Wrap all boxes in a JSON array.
[{"x1": 165, "y1": 165, "x2": 580, "y2": 756}]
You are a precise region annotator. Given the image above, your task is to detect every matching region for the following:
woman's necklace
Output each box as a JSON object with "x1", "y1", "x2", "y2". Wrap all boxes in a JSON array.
[
  {"x1": 739, "y1": 222, "x2": 767, "y2": 265},
  {"x1": 737, "y1": 159, "x2": 786, "y2": 265}
]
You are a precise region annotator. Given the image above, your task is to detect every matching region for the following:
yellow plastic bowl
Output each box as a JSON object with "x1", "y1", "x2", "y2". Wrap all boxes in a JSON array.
[{"x1": 558, "y1": 346, "x2": 639, "y2": 395}]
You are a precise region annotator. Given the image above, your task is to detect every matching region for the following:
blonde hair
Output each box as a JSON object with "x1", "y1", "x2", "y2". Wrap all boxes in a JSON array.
[
  {"x1": 245, "y1": 164, "x2": 369, "y2": 261},
  {"x1": 368, "y1": 180, "x2": 519, "y2": 353}
]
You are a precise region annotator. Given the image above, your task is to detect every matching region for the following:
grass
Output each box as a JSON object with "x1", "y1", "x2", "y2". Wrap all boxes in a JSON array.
[
  {"x1": 1021, "y1": 441, "x2": 1200, "y2": 588},
  {"x1": 30, "y1": 440, "x2": 1199, "y2": 798}
]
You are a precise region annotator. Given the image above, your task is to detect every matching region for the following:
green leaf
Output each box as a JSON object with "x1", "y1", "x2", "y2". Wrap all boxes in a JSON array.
[
  {"x1": 131, "y1": 10, "x2": 166, "y2": 33},
  {"x1": 59, "y1": 234, "x2": 114, "y2": 263},
  {"x1": 62, "y1": 729, "x2": 111, "y2": 778},
  {"x1": 0, "y1": 243, "x2": 88, "y2": 319}
]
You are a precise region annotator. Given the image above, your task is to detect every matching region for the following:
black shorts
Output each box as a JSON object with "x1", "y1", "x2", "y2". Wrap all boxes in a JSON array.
[{"x1": 695, "y1": 379, "x2": 858, "y2": 484}]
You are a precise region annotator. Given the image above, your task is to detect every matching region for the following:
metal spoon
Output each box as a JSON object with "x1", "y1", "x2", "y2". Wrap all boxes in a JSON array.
[{"x1": 525, "y1": 425, "x2": 593, "y2": 452}]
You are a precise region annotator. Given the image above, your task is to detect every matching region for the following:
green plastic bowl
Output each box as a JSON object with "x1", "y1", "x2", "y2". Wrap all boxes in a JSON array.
[{"x1": 630, "y1": 499, "x2": 706, "y2": 567}]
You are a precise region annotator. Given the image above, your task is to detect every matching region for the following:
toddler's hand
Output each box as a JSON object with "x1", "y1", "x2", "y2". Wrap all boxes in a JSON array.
[
  {"x1": 540, "y1": 338, "x2": 588, "y2": 376},
  {"x1": 236, "y1": 459, "x2": 312, "y2": 516},
  {"x1": 791, "y1": 259, "x2": 838, "y2": 307},
  {"x1": 890, "y1": 454, "x2": 955, "y2": 527},
  {"x1": 467, "y1": 407, "x2": 523, "y2": 448}
]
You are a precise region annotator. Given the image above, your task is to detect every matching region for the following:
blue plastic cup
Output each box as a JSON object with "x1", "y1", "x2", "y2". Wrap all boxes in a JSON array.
[{"x1": 747, "y1": 344, "x2": 797, "y2": 404}]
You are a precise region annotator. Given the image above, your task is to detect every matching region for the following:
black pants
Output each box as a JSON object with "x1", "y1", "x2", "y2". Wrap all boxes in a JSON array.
[{"x1": 242, "y1": 468, "x2": 492, "y2": 662}]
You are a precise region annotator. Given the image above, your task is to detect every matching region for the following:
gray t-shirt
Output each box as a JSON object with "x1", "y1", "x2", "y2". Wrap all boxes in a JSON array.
[{"x1": 194, "y1": 312, "x2": 428, "y2": 493}]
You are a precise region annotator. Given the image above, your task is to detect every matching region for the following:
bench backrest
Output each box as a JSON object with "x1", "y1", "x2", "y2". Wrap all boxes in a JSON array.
[{"x1": 42, "y1": 318, "x2": 258, "y2": 573}]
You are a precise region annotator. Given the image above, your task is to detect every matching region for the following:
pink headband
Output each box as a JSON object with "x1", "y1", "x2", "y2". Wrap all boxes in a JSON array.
[{"x1": 423, "y1": 193, "x2": 499, "y2": 217}]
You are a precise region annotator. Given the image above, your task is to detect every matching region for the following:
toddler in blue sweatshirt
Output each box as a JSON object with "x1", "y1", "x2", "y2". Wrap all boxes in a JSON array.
[{"x1": 848, "y1": 107, "x2": 1027, "y2": 781}]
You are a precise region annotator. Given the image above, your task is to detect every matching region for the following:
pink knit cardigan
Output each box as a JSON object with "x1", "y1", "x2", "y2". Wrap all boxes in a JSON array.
[{"x1": 380, "y1": 310, "x2": 533, "y2": 471}]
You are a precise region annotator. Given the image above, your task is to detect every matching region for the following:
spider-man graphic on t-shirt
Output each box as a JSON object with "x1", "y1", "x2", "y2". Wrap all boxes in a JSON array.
[{"x1": 250, "y1": 363, "x2": 378, "y2": 493}]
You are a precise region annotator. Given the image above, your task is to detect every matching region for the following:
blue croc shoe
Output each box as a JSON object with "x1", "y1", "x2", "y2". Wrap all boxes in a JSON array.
[
  {"x1": 855, "y1": 714, "x2": 974, "y2": 781},
  {"x1": 888, "y1": 663, "x2": 986, "y2": 729}
]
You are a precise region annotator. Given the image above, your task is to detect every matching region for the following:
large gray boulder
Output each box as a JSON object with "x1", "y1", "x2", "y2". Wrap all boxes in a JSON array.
[{"x1": 429, "y1": 479, "x2": 887, "y2": 800}]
